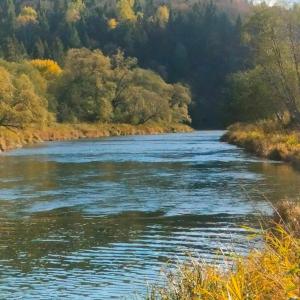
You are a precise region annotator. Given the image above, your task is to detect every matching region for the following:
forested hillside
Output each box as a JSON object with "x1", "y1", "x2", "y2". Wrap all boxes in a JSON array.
[
  {"x1": 0, "y1": 0, "x2": 250, "y2": 128},
  {"x1": 1, "y1": 0, "x2": 300, "y2": 129}
]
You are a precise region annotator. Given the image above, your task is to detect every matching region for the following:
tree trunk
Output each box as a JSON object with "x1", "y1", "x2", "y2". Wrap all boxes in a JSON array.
[{"x1": 270, "y1": 30, "x2": 300, "y2": 126}]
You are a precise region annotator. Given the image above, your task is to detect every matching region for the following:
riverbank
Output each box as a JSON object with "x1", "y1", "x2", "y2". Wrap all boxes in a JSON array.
[
  {"x1": 222, "y1": 122, "x2": 300, "y2": 169},
  {"x1": 148, "y1": 201, "x2": 300, "y2": 299},
  {"x1": 0, "y1": 123, "x2": 193, "y2": 152}
]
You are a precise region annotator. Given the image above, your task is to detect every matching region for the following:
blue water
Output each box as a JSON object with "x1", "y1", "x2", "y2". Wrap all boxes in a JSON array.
[{"x1": 0, "y1": 131, "x2": 299, "y2": 299}]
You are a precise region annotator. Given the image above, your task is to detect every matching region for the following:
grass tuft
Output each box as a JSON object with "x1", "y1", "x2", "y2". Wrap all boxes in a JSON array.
[{"x1": 148, "y1": 202, "x2": 300, "y2": 300}]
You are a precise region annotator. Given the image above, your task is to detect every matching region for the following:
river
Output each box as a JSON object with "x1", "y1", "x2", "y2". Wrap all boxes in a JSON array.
[{"x1": 0, "y1": 131, "x2": 299, "y2": 299}]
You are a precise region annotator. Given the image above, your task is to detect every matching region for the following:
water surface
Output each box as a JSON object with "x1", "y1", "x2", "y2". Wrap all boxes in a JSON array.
[{"x1": 0, "y1": 131, "x2": 299, "y2": 299}]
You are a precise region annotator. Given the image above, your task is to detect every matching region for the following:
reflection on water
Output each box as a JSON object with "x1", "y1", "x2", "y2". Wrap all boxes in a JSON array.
[{"x1": 0, "y1": 131, "x2": 299, "y2": 299}]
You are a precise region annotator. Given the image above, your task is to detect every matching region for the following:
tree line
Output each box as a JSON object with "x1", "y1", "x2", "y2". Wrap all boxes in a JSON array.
[
  {"x1": 227, "y1": 3, "x2": 300, "y2": 127},
  {"x1": 1, "y1": 0, "x2": 300, "y2": 128},
  {"x1": 0, "y1": 0, "x2": 248, "y2": 128},
  {"x1": 0, "y1": 48, "x2": 191, "y2": 128}
]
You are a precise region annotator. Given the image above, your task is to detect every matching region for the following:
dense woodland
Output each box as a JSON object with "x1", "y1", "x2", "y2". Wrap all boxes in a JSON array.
[{"x1": 0, "y1": 0, "x2": 300, "y2": 129}]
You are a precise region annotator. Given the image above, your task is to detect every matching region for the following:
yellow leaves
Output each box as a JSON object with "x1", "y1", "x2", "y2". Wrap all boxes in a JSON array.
[
  {"x1": 285, "y1": 134, "x2": 299, "y2": 146},
  {"x1": 117, "y1": 0, "x2": 137, "y2": 22},
  {"x1": 16, "y1": 6, "x2": 38, "y2": 27},
  {"x1": 66, "y1": 0, "x2": 85, "y2": 23},
  {"x1": 12, "y1": 74, "x2": 48, "y2": 126},
  {"x1": 155, "y1": 5, "x2": 170, "y2": 28},
  {"x1": 226, "y1": 272, "x2": 245, "y2": 300},
  {"x1": 0, "y1": 66, "x2": 14, "y2": 101},
  {"x1": 107, "y1": 18, "x2": 118, "y2": 30},
  {"x1": 150, "y1": 222, "x2": 300, "y2": 300},
  {"x1": 0, "y1": 63, "x2": 50, "y2": 128},
  {"x1": 113, "y1": 2, "x2": 169, "y2": 28},
  {"x1": 30, "y1": 59, "x2": 62, "y2": 79}
]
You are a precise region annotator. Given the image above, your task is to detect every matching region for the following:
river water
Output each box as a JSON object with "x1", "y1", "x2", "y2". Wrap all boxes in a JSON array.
[{"x1": 0, "y1": 131, "x2": 299, "y2": 299}]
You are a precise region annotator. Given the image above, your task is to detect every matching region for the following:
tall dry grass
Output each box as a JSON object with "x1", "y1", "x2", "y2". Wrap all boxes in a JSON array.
[
  {"x1": 222, "y1": 121, "x2": 300, "y2": 169},
  {"x1": 274, "y1": 201, "x2": 300, "y2": 238},
  {"x1": 148, "y1": 202, "x2": 300, "y2": 300}
]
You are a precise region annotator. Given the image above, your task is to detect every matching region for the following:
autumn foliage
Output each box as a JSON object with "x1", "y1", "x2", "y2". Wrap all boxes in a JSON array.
[
  {"x1": 16, "y1": 6, "x2": 38, "y2": 26},
  {"x1": 0, "y1": 49, "x2": 191, "y2": 129},
  {"x1": 0, "y1": 0, "x2": 250, "y2": 128},
  {"x1": 0, "y1": 63, "x2": 50, "y2": 128},
  {"x1": 30, "y1": 59, "x2": 62, "y2": 79},
  {"x1": 148, "y1": 203, "x2": 300, "y2": 300},
  {"x1": 107, "y1": 18, "x2": 118, "y2": 30}
]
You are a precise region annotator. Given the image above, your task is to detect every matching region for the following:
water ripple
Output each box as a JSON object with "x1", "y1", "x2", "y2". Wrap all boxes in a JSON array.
[{"x1": 0, "y1": 131, "x2": 299, "y2": 299}]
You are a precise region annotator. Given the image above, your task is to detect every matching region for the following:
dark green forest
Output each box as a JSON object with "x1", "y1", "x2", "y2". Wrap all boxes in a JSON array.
[{"x1": 1, "y1": 0, "x2": 300, "y2": 129}]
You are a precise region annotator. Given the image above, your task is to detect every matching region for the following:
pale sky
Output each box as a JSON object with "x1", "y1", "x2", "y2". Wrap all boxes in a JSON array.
[{"x1": 254, "y1": 0, "x2": 300, "y2": 5}]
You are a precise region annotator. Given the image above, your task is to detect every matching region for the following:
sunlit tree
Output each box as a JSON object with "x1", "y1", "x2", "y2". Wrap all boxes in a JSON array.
[
  {"x1": 55, "y1": 48, "x2": 114, "y2": 122},
  {"x1": 117, "y1": 0, "x2": 137, "y2": 22},
  {"x1": 16, "y1": 6, "x2": 38, "y2": 26},
  {"x1": 66, "y1": 0, "x2": 85, "y2": 23},
  {"x1": 30, "y1": 59, "x2": 62, "y2": 80},
  {"x1": 0, "y1": 66, "x2": 49, "y2": 128},
  {"x1": 107, "y1": 18, "x2": 118, "y2": 30},
  {"x1": 155, "y1": 5, "x2": 170, "y2": 28},
  {"x1": 244, "y1": 4, "x2": 300, "y2": 124}
]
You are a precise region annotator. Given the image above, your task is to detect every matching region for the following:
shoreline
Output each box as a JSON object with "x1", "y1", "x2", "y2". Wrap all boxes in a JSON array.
[
  {"x1": 222, "y1": 123, "x2": 300, "y2": 170},
  {"x1": 0, "y1": 123, "x2": 193, "y2": 152}
]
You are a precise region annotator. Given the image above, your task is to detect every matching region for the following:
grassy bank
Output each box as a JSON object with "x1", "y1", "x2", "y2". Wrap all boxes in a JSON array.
[
  {"x1": 148, "y1": 201, "x2": 300, "y2": 300},
  {"x1": 222, "y1": 122, "x2": 300, "y2": 169},
  {"x1": 0, "y1": 122, "x2": 193, "y2": 152}
]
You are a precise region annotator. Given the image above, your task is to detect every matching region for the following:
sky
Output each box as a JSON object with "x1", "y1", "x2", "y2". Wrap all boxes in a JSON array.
[{"x1": 254, "y1": 0, "x2": 300, "y2": 5}]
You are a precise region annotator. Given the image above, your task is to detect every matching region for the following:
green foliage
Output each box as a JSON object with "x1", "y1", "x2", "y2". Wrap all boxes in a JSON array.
[
  {"x1": 113, "y1": 68, "x2": 171, "y2": 124},
  {"x1": 228, "y1": 4, "x2": 300, "y2": 126},
  {"x1": 55, "y1": 48, "x2": 114, "y2": 123},
  {"x1": 227, "y1": 66, "x2": 284, "y2": 122},
  {"x1": 171, "y1": 83, "x2": 191, "y2": 123},
  {"x1": 6, "y1": 1, "x2": 300, "y2": 128},
  {"x1": 0, "y1": 47, "x2": 191, "y2": 128},
  {"x1": 0, "y1": 63, "x2": 50, "y2": 128},
  {"x1": 54, "y1": 48, "x2": 191, "y2": 125},
  {"x1": 0, "y1": 0, "x2": 249, "y2": 128}
]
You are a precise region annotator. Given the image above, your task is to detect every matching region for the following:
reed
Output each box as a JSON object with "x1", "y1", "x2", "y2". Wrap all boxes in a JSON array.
[{"x1": 148, "y1": 202, "x2": 300, "y2": 300}]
